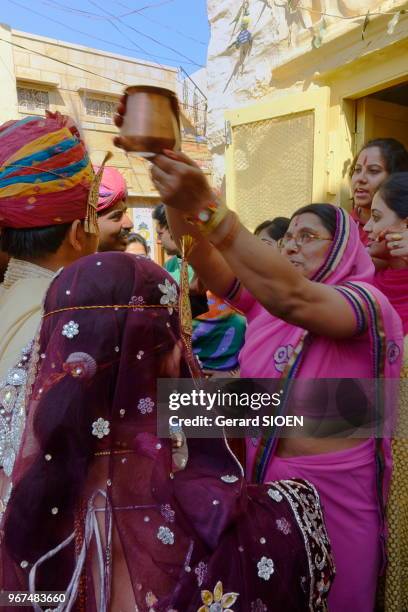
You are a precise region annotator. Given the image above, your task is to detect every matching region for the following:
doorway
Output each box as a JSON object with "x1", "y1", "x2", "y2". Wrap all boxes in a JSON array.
[{"x1": 355, "y1": 81, "x2": 408, "y2": 153}]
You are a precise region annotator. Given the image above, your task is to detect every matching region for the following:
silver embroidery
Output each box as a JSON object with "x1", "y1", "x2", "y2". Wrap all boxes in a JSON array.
[
  {"x1": 62, "y1": 321, "x2": 79, "y2": 339},
  {"x1": 257, "y1": 556, "x2": 274, "y2": 581},
  {"x1": 220, "y1": 474, "x2": 239, "y2": 483},
  {"x1": 194, "y1": 560, "x2": 207, "y2": 587},
  {"x1": 91, "y1": 418, "x2": 110, "y2": 439},
  {"x1": 158, "y1": 279, "x2": 178, "y2": 314},
  {"x1": 0, "y1": 483, "x2": 12, "y2": 524},
  {"x1": 272, "y1": 479, "x2": 334, "y2": 610},
  {"x1": 276, "y1": 517, "x2": 292, "y2": 535},
  {"x1": 138, "y1": 397, "x2": 154, "y2": 415},
  {"x1": 0, "y1": 344, "x2": 32, "y2": 477},
  {"x1": 160, "y1": 503, "x2": 175, "y2": 523},
  {"x1": 267, "y1": 488, "x2": 283, "y2": 502},
  {"x1": 157, "y1": 525, "x2": 175, "y2": 545}
]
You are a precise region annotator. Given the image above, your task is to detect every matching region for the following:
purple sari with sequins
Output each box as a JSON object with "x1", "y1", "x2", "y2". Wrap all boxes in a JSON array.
[{"x1": 0, "y1": 253, "x2": 334, "y2": 611}]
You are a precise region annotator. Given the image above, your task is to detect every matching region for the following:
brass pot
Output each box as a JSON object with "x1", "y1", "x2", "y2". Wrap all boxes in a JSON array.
[{"x1": 120, "y1": 85, "x2": 181, "y2": 156}]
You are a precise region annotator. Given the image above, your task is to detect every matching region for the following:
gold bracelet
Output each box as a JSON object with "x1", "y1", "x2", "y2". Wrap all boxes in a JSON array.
[
  {"x1": 186, "y1": 199, "x2": 229, "y2": 236},
  {"x1": 209, "y1": 211, "x2": 241, "y2": 251}
]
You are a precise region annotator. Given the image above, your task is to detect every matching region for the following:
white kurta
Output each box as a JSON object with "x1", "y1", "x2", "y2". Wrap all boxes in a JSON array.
[
  {"x1": 0, "y1": 258, "x2": 55, "y2": 379},
  {"x1": 0, "y1": 259, "x2": 55, "y2": 518}
]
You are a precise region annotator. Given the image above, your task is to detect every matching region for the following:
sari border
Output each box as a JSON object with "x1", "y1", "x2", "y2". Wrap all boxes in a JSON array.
[
  {"x1": 313, "y1": 208, "x2": 349, "y2": 284},
  {"x1": 273, "y1": 479, "x2": 334, "y2": 611},
  {"x1": 253, "y1": 331, "x2": 308, "y2": 483}
]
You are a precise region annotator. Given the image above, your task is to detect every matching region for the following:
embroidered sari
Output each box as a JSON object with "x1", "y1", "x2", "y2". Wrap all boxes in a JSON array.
[
  {"x1": 0, "y1": 252, "x2": 334, "y2": 611},
  {"x1": 226, "y1": 208, "x2": 403, "y2": 612}
]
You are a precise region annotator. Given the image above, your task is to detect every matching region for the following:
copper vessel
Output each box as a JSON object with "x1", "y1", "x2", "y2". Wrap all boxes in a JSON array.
[{"x1": 120, "y1": 85, "x2": 181, "y2": 156}]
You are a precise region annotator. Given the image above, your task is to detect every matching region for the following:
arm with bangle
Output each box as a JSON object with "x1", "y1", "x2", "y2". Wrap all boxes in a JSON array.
[{"x1": 153, "y1": 153, "x2": 361, "y2": 339}]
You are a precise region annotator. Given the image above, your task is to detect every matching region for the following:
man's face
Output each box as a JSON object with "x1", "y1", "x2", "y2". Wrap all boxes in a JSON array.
[
  {"x1": 97, "y1": 199, "x2": 134, "y2": 252},
  {"x1": 156, "y1": 223, "x2": 179, "y2": 256}
]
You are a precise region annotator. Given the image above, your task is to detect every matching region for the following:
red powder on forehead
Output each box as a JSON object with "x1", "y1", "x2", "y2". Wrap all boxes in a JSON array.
[{"x1": 361, "y1": 154, "x2": 368, "y2": 166}]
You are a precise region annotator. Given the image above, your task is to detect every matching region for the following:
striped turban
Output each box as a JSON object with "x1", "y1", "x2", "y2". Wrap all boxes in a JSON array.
[
  {"x1": 95, "y1": 165, "x2": 128, "y2": 214},
  {"x1": 0, "y1": 112, "x2": 98, "y2": 232}
]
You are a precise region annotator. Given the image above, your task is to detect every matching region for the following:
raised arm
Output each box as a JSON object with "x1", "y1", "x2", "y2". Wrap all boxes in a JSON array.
[
  {"x1": 113, "y1": 97, "x2": 361, "y2": 340},
  {"x1": 149, "y1": 152, "x2": 362, "y2": 339}
]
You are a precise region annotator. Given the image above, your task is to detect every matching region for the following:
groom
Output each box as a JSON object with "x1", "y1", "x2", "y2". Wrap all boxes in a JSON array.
[{"x1": 0, "y1": 112, "x2": 98, "y2": 498}]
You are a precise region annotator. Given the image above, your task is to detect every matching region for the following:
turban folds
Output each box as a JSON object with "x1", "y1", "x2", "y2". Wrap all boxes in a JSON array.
[
  {"x1": 95, "y1": 166, "x2": 127, "y2": 213},
  {"x1": 0, "y1": 112, "x2": 96, "y2": 230}
]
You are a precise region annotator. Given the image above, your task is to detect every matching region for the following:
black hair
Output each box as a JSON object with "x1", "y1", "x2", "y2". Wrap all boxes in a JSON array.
[
  {"x1": 291, "y1": 203, "x2": 337, "y2": 237},
  {"x1": 152, "y1": 203, "x2": 168, "y2": 229},
  {"x1": 350, "y1": 138, "x2": 408, "y2": 177},
  {"x1": 378, "y1": 172, "x2": 408, "y2": 220},
  {"x1": 0, "y1": 223, "x2": 72, "y2": 259},
  {"x1": 254, "y1": 220, "x2": 272, "y2": 235},
  {"x1": 254, "y1": 217, "x2": 290, "y2": 241},
  {"x1": 127, "y1": 232, "x2": 150, "y2": 255}
]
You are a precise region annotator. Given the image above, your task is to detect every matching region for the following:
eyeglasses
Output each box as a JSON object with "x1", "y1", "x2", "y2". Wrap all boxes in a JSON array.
[{"x1": 279, "y1": 231, "x2": 333, "y2": 249}]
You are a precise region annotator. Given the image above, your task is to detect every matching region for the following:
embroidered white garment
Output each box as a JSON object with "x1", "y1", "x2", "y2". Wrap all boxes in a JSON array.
[
  {"x1": 0, "y1": 258, "x2": 55, "y2": 520},
  {"x1": 0, "y1": 258, "x2": 54, "y2": 379}
]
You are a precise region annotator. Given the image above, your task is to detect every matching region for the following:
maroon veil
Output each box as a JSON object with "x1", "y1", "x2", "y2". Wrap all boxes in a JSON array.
[{"x1": 1, "y1": 252, "x2": 334, "y2": 611}]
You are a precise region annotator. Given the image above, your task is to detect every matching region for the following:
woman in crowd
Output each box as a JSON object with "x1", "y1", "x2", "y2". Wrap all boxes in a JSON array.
[
  {"x1": 132, "y1": 146, "x2": 404, "y2": 612},
  {"x1": 254, "y1": 217, "x2": 290, "y2": 246},
  {"x1": 364, "y1": 172, "x2": 408, "y2": 611},
  {"x1": 1, "y1": 252, "x2": 334, "y2": 611},
  {"x1": 193, "y1": 217, "x2": 290, "y2": 375},
  {"x1": 126, "y1": 232, "x2": 150, "y2": 257},
  {"x1": 350, "y1": 138, "x2": 408, "y2": 245}
]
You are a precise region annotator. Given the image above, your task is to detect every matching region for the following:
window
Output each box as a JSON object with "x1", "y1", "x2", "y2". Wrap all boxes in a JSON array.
[
  {"x1": 84, "y1": 97, "x2": 116, "y2": 122},
  {"x1": 17, "y1": 87, "x2": 49, "y2": 111}
]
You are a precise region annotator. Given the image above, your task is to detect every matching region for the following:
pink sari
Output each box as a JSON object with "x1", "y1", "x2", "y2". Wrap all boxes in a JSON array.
[
  {"x1": 374, "y1": 267, "x2": 408, "y2": 334},
  {"x1": 227, "y1": 208, "x2": 404, "y2": 611}
]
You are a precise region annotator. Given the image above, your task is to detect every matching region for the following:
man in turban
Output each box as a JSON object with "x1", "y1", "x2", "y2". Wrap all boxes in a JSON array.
[
  {"x1": 0, "y1": 112, "x2": 100, "y2": 499},
  {"x1": 96, "y1": 165, "x2": 133, "y2": 252}
]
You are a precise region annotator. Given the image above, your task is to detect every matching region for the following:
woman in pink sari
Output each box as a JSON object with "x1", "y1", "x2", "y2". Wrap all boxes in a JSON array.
[{"x1": 138, "y1": 146, "x2": 404, "y2": 612}]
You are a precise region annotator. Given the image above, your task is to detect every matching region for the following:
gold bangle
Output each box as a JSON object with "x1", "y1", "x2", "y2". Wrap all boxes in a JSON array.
[
  {"x1": 186, "y1": 199, "x2": 229, "y2": 236},
  {"x1": 209, "y1": 211, "x2": 240, "y2": 251}
]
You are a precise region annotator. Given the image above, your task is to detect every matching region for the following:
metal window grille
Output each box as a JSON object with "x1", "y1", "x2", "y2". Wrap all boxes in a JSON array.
[
  {"x1": 84, "y1": 98, "x2": 116, "y2": 122},
  {"x1": 17, "y1": 87, "x2": 49, "y2": 111},
  {"x1": 231, "y1": 111, "x2": 315, "y2": 228}
]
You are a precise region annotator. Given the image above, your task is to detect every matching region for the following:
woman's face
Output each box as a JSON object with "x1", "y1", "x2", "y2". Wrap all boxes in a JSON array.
[
  {"x1": 351, "y1": 146, "x2": 388, "y2": 210},
  {"x1": 281, "y1": 213, "x2": 333, "y2": 279},
  {"x1": 364, "y1": 191, "x2": 406, "y2": 243}
]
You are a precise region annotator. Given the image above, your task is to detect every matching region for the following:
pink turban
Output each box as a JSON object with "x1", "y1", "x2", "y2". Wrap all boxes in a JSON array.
[{"x1": 94, "y1": 166, "x2": 127, "y2": 213}]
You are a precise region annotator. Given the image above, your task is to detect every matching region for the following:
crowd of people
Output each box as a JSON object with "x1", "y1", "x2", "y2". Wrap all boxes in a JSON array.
[{"x1": 0, "y1": 104, "x2": 407, "y2": 611}]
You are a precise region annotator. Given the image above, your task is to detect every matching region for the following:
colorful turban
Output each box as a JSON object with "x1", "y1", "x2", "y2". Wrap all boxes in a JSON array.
[
  {"x1": 0, "y1": 112, "x2": 96, "y2": 231},
  {"x1": 95, "y1": 166, "x2": 127, "y2": 213}
]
